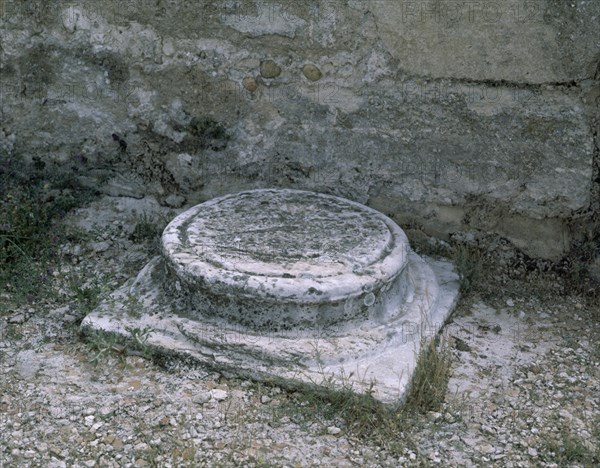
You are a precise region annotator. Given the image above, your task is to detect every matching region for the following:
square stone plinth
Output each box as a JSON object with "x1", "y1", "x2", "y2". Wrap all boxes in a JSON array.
[{"x1": 81, "y1": 252, "x2": 459, "y2": 407}]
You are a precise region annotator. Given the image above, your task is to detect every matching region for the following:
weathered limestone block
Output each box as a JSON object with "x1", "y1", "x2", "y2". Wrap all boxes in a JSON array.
[{"x1": 370, "y1": 0, "x2": 600, "y2": 83}]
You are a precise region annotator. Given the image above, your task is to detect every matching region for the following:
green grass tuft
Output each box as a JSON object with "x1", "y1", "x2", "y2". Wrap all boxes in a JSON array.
[
  {"x1": 0, "y1": 157, "x2": 97, "y2": 311},
  {"x1": 453, "y1": 245, "x2": 483, "y2": 294}
]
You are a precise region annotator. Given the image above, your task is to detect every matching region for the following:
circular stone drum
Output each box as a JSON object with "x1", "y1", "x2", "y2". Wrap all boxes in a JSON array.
[{"x1": 161, "y1": 189, "x2": 411, "y2": 332}]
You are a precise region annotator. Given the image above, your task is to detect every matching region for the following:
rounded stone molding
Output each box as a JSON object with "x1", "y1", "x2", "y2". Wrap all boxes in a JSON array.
[{"x1": 161, "y1": 189, "x2": 410, "y2": 331}]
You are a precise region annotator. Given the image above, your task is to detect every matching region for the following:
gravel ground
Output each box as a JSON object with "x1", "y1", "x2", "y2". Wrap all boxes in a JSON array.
[{"x1": 1, "y1": 196, "x2": 599, "y2": 467}]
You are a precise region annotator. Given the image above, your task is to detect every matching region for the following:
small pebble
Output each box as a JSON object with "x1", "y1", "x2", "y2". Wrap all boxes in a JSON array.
[
  {"x1": 260, "y1": 60, "x2": 282, "y2": 79},
  {"x1": 90, "y1": 241, "x2": 110, "y2": 253},
  {"x1": 211, "y1": 389, "x2": 228, "y2": 401},
  {"x1": 242, "y1": 77, "x2": 258, "y2": 92},
  {"x1": 8, "y1": 313, "x2": 26, "y2": 324},
  {"x1": 303, "y1": 64, "x2": 323, "y2": 81}
]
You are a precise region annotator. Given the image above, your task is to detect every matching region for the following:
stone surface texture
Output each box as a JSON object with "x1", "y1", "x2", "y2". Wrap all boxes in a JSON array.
[
  {"x1": 0, "y1": 1, "x2": 599, "y2": 259},
  {"x1": 81, "y1": 189, "x2": 460, "y2": 405}
]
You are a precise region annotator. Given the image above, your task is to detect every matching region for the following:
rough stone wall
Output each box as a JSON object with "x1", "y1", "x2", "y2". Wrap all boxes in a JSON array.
[{"x1": 0, "y1": 0, "x2": 598, "y2": 260}]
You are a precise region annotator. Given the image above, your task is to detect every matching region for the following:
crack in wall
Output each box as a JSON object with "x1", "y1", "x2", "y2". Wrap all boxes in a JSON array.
[{"x1": 399, "y1": 75, "x2": 584, "y2": 91}]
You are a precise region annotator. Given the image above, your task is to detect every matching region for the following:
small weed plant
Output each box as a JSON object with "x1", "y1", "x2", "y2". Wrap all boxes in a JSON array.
[
  {"x1": 563, "y1": 219, "x2": 600, "y2": 299},
  {"x1": 130, "y1": 212, "x2": 166, "y2": 244},
  {"x1": 403, "y1": 334, "x2": 452, "y2": 413},
  {"x1": 453, "y1": 244, "x2": 483, "y2": 294},
  {"x1": 541, "y1": 421, "x2": 600, "y2": 465},
  {"x1": 85, "y1": 329, "x2": 129, "y2": 366},
  {"x1": 84, "y1": 326, "x2": 154, "y2": 366}
]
